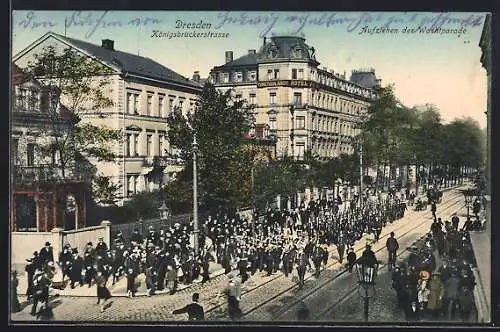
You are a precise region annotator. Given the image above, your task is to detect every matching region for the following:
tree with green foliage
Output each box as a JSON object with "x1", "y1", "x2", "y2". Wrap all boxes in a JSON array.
[
  {"x1": 24, "y1": 46, "x2": 122, "y2": 204},
  {"x1": 166, "y1": 83, "x2": 255, "y2": 211}
]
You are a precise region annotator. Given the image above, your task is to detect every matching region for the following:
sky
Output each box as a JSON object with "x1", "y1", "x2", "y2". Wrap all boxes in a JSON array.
[{"x1": 11, "y1": 10, "x2": 489, "y2": 128}]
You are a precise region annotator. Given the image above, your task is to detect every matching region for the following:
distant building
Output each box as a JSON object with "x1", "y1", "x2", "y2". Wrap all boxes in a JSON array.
[
  {"x1": 13, "y1": 32, "x2": 203, "y2": 205},
  {"x1": 11, "y1": 64, "x2": 87, "y2": 231},
  {"x1": 349, "y1": 68, "x2": 381, "y2": 89},
  {"x1": 209, "y1": 35, "x2": 378, "y2": 160}
]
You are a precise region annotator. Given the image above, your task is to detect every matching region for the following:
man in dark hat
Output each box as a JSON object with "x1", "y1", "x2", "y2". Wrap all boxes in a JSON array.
[
  {"x1": 39, "y1": 242, "x2": 54, "y2": 268},
  {"x1": 70, "y1": 248, "x2": 84, "y2": 288},
  {"x1": 59, "y1": 243, "x2": 73, "y2": 282},
  {"x1": 95, "y1": 237, "x2": 108, "y2": 258},
  {"x1": 83, "y1": 242, "x2": 96, "y2": 287},
  {"x1": 172, "y1": 292, "x2": 205, "y2": 320},
  {"x1": 346, "y1": 247, "x2": 357, "y2": 273},
  {"x1": 386, "y1": 231, "x2": 399, "y2": 271},
  {"x1": 451, "y1": 214, "x2": 460, "y2": 232},
  {"x1": 25, "y1": 252, "x2": 39, "y2": 298}
]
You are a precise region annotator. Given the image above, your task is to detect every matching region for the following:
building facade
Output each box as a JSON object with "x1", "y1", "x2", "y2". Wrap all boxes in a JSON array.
[
  {"x1": 11, "y1": 64, "x2": 87, "y2": 232},
  {"x1": 209, "y1": 36, "x2": 378, "y2": 160},
  {"x1": 14, "y1": 32, "x2": 203, "y2": 205}
]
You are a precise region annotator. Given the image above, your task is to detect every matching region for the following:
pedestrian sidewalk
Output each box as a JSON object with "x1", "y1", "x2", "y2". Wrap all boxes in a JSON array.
[{"x1": 469, "y1": 224, "x2": 491, "y2": 322}]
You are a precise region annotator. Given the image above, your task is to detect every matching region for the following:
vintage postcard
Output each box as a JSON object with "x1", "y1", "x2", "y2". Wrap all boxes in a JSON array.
[{"x1": 10, "y1": 10, "x2": 491, "y2": 325}]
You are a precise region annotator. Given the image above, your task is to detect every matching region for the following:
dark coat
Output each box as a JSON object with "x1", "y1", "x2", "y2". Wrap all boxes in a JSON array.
[{"x1": 172, "y1": 302, "x2": 205, "y2": 320}]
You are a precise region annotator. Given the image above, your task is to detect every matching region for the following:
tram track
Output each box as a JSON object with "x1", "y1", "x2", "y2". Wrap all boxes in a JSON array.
[{"x1": 205, "y1": 187, "x2": 464, "y2": 320}]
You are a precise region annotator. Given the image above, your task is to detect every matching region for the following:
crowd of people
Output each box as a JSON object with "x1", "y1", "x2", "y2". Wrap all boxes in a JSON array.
[
  {"x1": 16, "y1": 182, "x2": 483, "y2": 321},
  {"x1": 18, "y1": 191, "x2": 409, "y2": 318},
  {"x1": 391, "y1": 214, "x2": 478, "y2": 322}
]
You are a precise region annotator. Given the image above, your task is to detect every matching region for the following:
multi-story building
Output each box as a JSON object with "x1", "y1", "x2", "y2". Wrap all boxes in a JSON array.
[
  {"x1": 14, "y1": 32, "x2": 203, "y2": 205},
  {"x1": 209, "y1": 35, "x2": 378, "y2": 161},
  {"x1": 11, "y1": 64, "x2": 87, "y2": 231}
]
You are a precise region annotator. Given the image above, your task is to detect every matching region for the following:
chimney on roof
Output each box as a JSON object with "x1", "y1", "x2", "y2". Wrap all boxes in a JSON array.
[
  {"x1": 248, "y1": 49, "x2": 256, "y2": 55},
  {"x1": 225, "y1": 51, "x2": 233, "y2": 64},
  {"x1": 101, "y1": 39, "x2": 114, "y2": 51},
  {"x1": 192, "y1": 71, "x2": 200, "y2": 82}
]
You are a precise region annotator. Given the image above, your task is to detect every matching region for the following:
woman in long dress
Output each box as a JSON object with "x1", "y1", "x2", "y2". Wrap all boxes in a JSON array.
[{"x1": 96, "y1": 272, "x2": 112, "y2": 313}]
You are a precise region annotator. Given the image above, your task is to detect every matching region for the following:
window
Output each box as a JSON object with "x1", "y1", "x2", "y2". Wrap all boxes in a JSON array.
[
  {"x1": 298, "y1": 69, "x2": 304, "y2": 79},
  {"x1": 127, "y1": 93, "x2": 133, "y2": 114},
  {"x1": 169, "y1": 98, "x2": 175, "y2": 114},
  {"x1": 269, "y1": 118, "x2": 277, "y2": 130},
  {"x1": 135, "y1": 175, "x2": 140, "y2": 193},
  {"x1": 292, "y1": 69, "x2": 297, "y2": 79},
  {"x1": 179, "y1": 99, "x2": 184, "y2": 111},
  {"x1": 249, "y1": 93, "x2": 256, "y2": 105},
  {"x1": 248, "y1": 71, "x2": 257, "y2": 81},
  {"x1": 147, "y1": 95, "x2": 152, "y2": 115},
  {"x1": 18, "y1": 88, "x2": 27, "y2": 108},
  {"x1": 158, "y1": 95, "x2": 165, "y2": 117},
  {"x1": 267, "y1": 69, "x2": 273, "y2": 80},
  {"x1": 222, "y1": 73, "x2": 229, "y2": 83},
  {"x1": 296, "y1": 143, "x2": 305, "y2": 160},
  {"x1": 134, "y1": 94, "x2": 139, "y2": 114},
  {"x1": 274, "y1": 69, "x2": 280, "y2": 80},
  {"x1": 147, "y1": 134, "x2": 153, "y2": 156},
  {"x1": 126, "y1": 134, "x2": 132, "y2": 156},
  {"x1": 234, "y1": 72, "x2": 243, "y2": 82},
  {"x1": 159, "y1": 135, "x2": 164, "y2": 156},
  {"x1": 293, "y1": 92, "x2": 302, "y2": 106},
  {"x1": 27, "y1": 143, "x2": 35, "y2": 166},
  {"x1": 28, "y1": 90, "x2": 39, "y2": 110},
  {"x1": 269, "y1": 92, "x2": 276, "y2": 105},
  {"x1": 11, "y1": 139, "x2": 19, "y2": 164},
  {"x1": 134, "y1": 134, "x2": 139, "y2": 156},
  {"x1": 127, "y1": 175, "x2": 136, "y2": 196},
  {"x1": 296, "y1": 116, "x2": 305, "y2": 129}
]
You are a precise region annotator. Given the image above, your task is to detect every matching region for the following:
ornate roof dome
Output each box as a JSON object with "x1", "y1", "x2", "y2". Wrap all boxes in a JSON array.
[{"x1": 258, "y1": 36, "x2": 317, "y2": 63}]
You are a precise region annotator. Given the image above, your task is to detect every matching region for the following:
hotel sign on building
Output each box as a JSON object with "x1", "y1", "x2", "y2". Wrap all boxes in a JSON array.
[{"x1": 210, "y1": 35, "x2": 379, "y2": 161}]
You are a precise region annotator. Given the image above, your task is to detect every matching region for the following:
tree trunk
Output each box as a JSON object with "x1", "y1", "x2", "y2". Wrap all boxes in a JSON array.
[{"x1": 375, "y1": 158, "x2": 380, "y2": 193}]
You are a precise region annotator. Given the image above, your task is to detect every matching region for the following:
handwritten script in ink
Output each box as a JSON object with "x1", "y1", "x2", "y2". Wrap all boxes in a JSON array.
[
  {"x1": 17, "y1": 11, "x2": 162, "y2": 39},
  {"x1": 213, "y1": 12, "x2": 485, "y2": 37}
]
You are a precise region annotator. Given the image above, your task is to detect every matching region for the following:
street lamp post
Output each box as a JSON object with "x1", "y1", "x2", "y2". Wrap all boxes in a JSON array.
[
  {"x1": 192, "y1": 132, "x2": 199, "y2": 256},
  {"x1": 159, "y1": 201, "x2": 171, "y2": 227},
  {"x1": 355, "y1": 255, "x2": 378, "y2": 322},
  {"x1": 462, "y1": 188, "x2": 474, "y2": 220}
]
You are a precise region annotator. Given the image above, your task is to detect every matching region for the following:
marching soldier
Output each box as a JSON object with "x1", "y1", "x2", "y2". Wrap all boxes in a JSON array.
[
  {"x1": 312, "y1": 242, "x2": 324, "y2": 278},
  {"x1": 336, "y1": 231, "x2": 346, "y2": 264},
  {"x1": 296, "y1": 249, "x2": 308, "y2": 289}
]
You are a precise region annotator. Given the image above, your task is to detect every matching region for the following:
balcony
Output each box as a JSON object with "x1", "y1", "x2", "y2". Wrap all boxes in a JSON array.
[{"x1": 13, "y1": 165, "x2": 84, "y2": 184}]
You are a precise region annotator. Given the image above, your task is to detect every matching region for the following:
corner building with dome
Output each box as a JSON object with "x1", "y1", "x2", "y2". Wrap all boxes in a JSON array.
[{"x1": 209, "y1": 35, "x2": 380, "y2": 160}]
